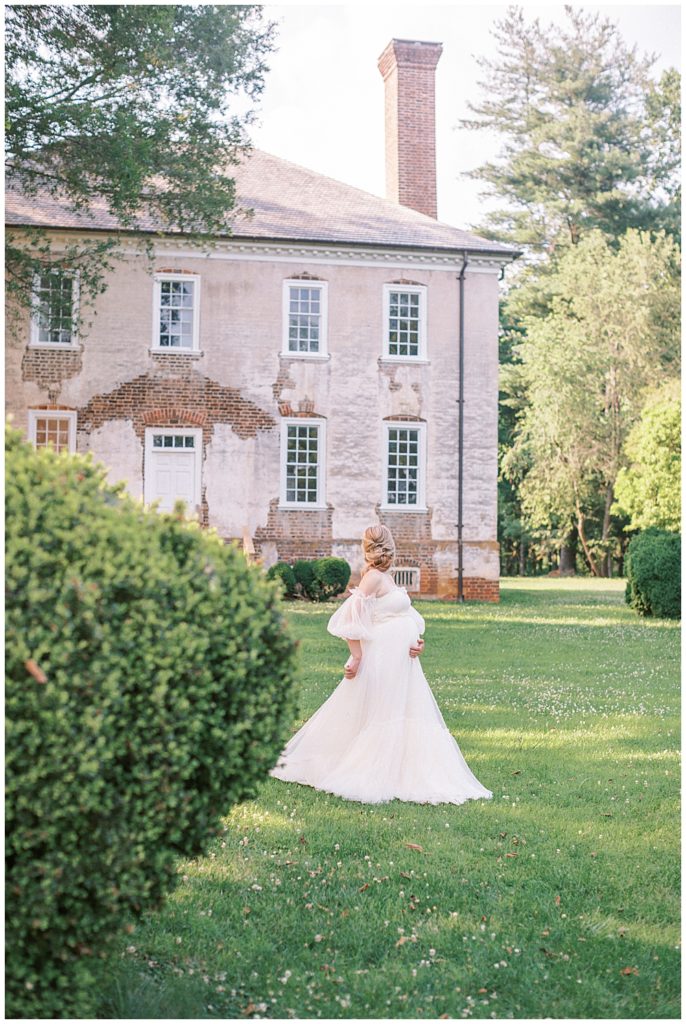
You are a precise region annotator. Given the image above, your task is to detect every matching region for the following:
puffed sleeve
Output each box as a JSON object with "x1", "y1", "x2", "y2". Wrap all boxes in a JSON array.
[{"x1": 327, "y1": 588, "x2": 376, "y2": 640}]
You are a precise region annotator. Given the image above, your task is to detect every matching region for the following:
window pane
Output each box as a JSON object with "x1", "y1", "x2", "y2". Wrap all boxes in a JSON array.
[
  {"x1": 287, "y1": 285, "x2": 322, "y2": 353},
  {"x1": 387, "y1": 289, "x2": 421, "y2": 357},
  {"x1": 387, "y1": 428, "x2": 419, "y2": 505},
  {"x1": 35, "y1": 273, "x2": 74, "y2": 345},
  {"x1": 285, "y1": 424, "x2": 320, "y2": 502}
]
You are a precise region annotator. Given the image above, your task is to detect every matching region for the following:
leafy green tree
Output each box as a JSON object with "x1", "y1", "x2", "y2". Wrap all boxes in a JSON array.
[
  {"x1": 502, "y1": 229, "x2": 680, "y2": 575},
  {"x1": 613, "y1": 383, "x2": 681, "y2": 532},
  {"x1": 5, "y1": 4, "x2": 275, "y2": 322},
  {"x1": 458, "y1": 5, "x2": 679, "y2": 255}
]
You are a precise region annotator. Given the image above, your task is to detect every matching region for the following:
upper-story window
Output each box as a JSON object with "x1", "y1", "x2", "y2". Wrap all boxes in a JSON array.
[
  {"x1": 282, "y1": 280, "x2": 328, "y2": 357},
  {"x1": 152, "y1": 273, "x2": 200, "y2": 351},
  {"x1": 280, "y1": 418, "x2": 327, "y2": 507},
  {"x1": 383, "y1": 284, "x2": 427, "y2": 361},
  {"x1": 30, "y1": 270, "x2": 79, "y2": 347},
  {"x1": 382, "y1": 421, "x2": 427, "y2": 510},
  {"x1": 28, "y1": 409, "x2": 77, "y2": 454}
]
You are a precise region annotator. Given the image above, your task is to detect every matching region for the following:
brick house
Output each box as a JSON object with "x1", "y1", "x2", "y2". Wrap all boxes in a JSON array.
[{"x1": 5, "y1": 39, "x2": 520, "y2": 600}]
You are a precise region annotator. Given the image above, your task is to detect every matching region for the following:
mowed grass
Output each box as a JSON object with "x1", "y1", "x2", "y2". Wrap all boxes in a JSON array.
[{"x1": 99, "y1": 578, "x2": 680, "y2": 1019}]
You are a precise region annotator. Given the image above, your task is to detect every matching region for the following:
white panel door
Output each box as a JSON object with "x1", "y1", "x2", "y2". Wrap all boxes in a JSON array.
[{"x1": 144, "y1": 429, "x2": 202, "y2": 515}]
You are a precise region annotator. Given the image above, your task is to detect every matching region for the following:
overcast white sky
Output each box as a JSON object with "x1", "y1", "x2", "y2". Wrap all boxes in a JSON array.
[{"x1": 249, "y1": 2, "x2": 681, "y2": 233}]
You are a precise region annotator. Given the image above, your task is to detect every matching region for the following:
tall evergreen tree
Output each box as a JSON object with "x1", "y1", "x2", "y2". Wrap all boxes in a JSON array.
[{"x1": 458, "y1": 5, "x2": 678, "y2": 254}]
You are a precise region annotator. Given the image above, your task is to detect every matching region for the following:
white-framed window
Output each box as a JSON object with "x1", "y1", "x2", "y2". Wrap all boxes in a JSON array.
[
  {"x1": 383, "y1": 283, "x2": 427, "y2": 361},
  {"x1": 382, "y1": 421, "x2": 427, "y2": 511},
  {"x1": 30, "y1": 270, "x2": 79, "y2": 347},
  {"x1": 279, "y1": 418, "x2": 327, "y2": 508},
  {"x1": 28, "y1": 409, "x2": 77, "y2": 453},
  {"x1": 282, "y1": 280, "x2": 328, "y2": 357},
  {"x1": 152, "y1": 273, "x2": 201, "y2": 351},
  {"x1": 143, "y1": 427, "x2": 202, "y2": 514}
]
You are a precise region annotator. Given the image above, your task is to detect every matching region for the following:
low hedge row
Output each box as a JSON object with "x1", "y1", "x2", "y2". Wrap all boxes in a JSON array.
[
  {"x1": 625, "y1": 527, "x2": 681, "y2": 619},
  {"x1": 267, "y1": 557, "x2": 351, "y2": 601},
  {"x1": 5, "y1": 429, "x2": 298, "y2": 1018}
]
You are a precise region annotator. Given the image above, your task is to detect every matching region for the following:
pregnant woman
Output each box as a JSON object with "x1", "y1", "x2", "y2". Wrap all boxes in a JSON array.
[{"x1": 270, "y1": 525, "x2": 492, "y2": 805}]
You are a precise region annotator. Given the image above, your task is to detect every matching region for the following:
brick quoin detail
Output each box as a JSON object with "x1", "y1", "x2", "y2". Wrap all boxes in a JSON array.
[{"x1": 378, "y1": 39, "x2": 443, "y2": 219}]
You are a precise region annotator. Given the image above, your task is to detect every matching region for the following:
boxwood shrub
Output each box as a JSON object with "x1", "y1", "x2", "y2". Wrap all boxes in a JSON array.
[
  {"x1": 293, "y1": 558, "x2": 316, "y2": 599},
  {"x1": 625, "y1": 527, "x2": 681, "y2": 619},
  {"x1": 312, "y1": 557, "x2": 352, "y2": 601},
  {"x1": 266, "y1": 560, "x2": 297, "y2": 598},
  {"x1": 5, "y1": 429, "x2": 298, "y2": 1018}
]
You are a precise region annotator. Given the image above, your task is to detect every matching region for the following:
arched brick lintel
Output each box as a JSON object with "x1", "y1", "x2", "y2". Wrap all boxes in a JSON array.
[{"x1": 142, "y1": 407, "x2": 207, "y2": 427}]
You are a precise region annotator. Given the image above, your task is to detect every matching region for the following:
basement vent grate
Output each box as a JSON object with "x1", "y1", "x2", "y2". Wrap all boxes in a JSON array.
[{"x1": 392, "y1": 567, "x2": 420, "y2": 592}]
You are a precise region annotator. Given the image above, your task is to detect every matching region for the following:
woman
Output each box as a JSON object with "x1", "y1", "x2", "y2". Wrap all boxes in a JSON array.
[{"x1": 269, "y1": 525, "x2": 492, "y2": 805}]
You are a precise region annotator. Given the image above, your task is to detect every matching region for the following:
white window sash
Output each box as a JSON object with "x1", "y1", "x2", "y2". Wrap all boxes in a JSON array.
[
  {"x1": 29, "y1": 271, "x2": 80, "y2": 348},
  {"x1": 279, "y1": 417, "x2": 327, "y2": 508},
  {"x1": 382, "y1": 283, "x2": 428, "y2": 361},
  {"x1": 381, "y1": 421, "x2": 427, "y2": 512},
  {"x1": 27, "y1": 409, "x2": 78, "y2": 453},
  {"x1": 151, "y1": 273, "x2": 201, "y2": 352},
  {"x1": 281, "y1": 280, "x2": 328, "y2": 358}
]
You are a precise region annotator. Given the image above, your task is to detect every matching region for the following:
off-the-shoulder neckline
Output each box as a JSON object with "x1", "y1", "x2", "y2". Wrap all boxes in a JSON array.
[{"x1": 349, "y1": 585, "x2": 407, "y2": 600}]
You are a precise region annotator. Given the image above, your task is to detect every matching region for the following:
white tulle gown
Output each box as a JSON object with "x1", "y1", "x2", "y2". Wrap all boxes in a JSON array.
[{"x1": 269, "y1": 586, "x2": 492, "y2": 805}]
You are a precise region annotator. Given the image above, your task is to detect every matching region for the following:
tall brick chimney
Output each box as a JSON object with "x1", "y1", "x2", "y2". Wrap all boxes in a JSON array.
[{"x1": 378, "y1": 39, "x2": 443, "y2": 219}]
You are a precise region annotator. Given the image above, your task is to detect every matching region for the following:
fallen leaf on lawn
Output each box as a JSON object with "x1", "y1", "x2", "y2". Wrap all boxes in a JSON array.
[
  {"x1": 243, "y1": 1003, "x2": 256, "y2": 1016},
  {"x1": 299, "y1": 835, "x2": 307, "y2": 846},
  {"x1": 541, "y1": 929, "x2": 550, "y2": 937},
  {"x1": 400, "y1": 871, "x2": 412, "y2": 879},
  {"x1": 25, "y1": 659, "x2": 47, "y2": 684},
  {"x1": 340, "y1": 909, "x2": 349, "y2": 918},
  {"x1": 555, "y1": 895, "x2": 561, "y2": 906},
  {"x1": 620, "y1": 966, "x2": 639, "y2": 976},
  {"x1": 591, "y1": 851, "x2": 598, "y2": 858},
  {"x1": 505, "y1": 852, "x2": 517, "y2": 859},
  {"x1": 404, "y1": 843, "x2": 424, "y2": 852},
  {"x1": 316, "y1": 903, "x2": 331, "y2": 912},
  {"x1": 478, "y1": 987, "x2": 488, "y2": 994},
  {"x1": 499, "y1": 832, "x2": 507, "y2": 839},
  {"x1": 601, "y1": 813, "x2": 613, "y2": 818},
  {"x1": 540, "y1": 947, "x2": 556, "y2": 959},
  {"x1": 359, "y1": 883, "x2": 370, "y2": 893},
  {"x1": 242, "y1": 907, "x2": 251, "y2": 915},
  {"x1": 439, "y1": 1014, "x2": 450, "y2": 1019},
  {"x1": 511, "y1": 770, "x2": 521, "y2": 775}
]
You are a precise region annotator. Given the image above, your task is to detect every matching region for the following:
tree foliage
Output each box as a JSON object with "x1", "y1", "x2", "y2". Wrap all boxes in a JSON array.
[
  {"x1": 5, "y1": 4, "x2": 275, "y2": 320},
  {"x1": 613, "y1": 383, "x2": 681, "y2": 533},
  {"x1": 459, "y1": 5, "x2": 679, "y2": 255},
  {"x1": 501, "y1": 229, "x2": 680, "y2": 575}
]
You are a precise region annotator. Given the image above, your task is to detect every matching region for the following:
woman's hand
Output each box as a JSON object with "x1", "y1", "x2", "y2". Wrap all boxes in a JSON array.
[
  {"x1": 344, "y1": 655, "x2": 361, "y2": 679},
  {"x1": 409, "y1": 637, "x2": 425, "y2": 658}
]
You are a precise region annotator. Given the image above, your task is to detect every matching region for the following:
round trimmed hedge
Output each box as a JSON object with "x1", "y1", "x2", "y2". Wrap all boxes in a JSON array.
[
  {"x1": 5, "y1": 429, "x2": 298, "y2": 1018},
  {"x1": 266, "y1": 560, "x2": 297, "y2": 598},
  {"x1": 625, "y1": 527, "x2": 681, "y2": 619}
]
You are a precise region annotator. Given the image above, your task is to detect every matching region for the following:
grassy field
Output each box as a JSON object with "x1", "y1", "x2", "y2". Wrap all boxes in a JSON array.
[{"x1": 99, "y1": 578, "x2": 680, "y2": 1019}]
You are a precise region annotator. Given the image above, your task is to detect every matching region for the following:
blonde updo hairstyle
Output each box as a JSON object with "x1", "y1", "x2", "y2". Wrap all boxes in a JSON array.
[{"x1": 362, "y1": 524, "x2": 395, "y2": 574}]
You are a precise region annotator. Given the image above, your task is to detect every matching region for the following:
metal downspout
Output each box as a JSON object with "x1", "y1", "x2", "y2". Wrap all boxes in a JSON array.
[{"x1": 457, "y1": 251, "x2": 468, "y2": 602}]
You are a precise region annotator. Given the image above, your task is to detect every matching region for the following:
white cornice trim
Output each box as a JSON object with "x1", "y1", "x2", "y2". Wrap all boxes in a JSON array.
[{"x1": 30, "y1": 229, "x2": 515, "y2": 273}]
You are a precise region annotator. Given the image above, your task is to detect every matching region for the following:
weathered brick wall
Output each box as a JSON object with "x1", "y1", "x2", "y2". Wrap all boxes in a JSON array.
[{"x1": 5, "y1": 236, "x2": 501, "y2": 601}]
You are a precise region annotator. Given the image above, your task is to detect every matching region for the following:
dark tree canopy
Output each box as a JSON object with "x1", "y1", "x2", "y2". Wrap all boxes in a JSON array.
[{"x1": 5, "y1": 4, "x2": 276, "y2": 314}]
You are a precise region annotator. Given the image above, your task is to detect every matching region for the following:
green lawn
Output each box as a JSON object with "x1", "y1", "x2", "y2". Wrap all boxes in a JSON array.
[{"x1": 99, "y1": 578, "x2": 680, "y2": 1019}]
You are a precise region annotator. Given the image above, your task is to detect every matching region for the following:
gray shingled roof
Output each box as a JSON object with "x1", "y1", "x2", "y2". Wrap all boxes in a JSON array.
[{"x1": 6, "y1": 148, "x2": 521, "y2": 257}]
